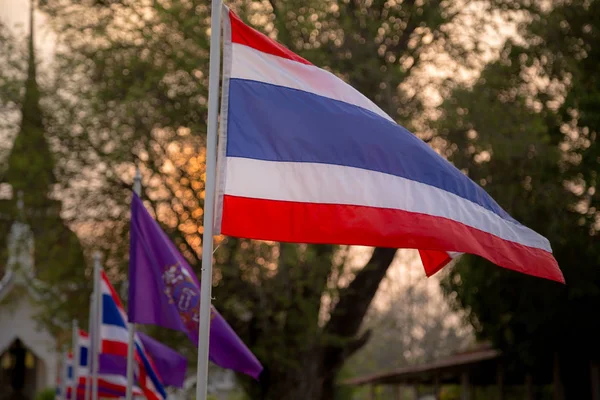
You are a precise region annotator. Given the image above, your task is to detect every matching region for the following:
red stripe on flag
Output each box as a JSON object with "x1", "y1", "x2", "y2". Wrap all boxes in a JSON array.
[
  {"x1": 228, "y1": 10, "x2": 312, "y2": 66},
  {"x1": 418, "y1": 249, "x2": 453, "y2": 277},
  {"x1": 102, "y1": 339, "x2": 128, "y2": 357},
  {"x1": 97, "y1": 378, "x2": 127, "y2": 392},
  {"x1": 101, "y1": 271, "x2": 126, "y2": 310},
  {"x1": 77, "y1": 381, "x2": 142, "y2": 398},
  {"x1": 98, "y1": 378, "x2": 138, "y2": 397},
  {"x1": 76, "y1": 388, "x2": 119, "y2": 399},
  {"x1": 137, "y1": 356, "x2": 161, "y2": 400},
  {"x1": 221, "y1": 195, "x2": 564, "y2": 283}
]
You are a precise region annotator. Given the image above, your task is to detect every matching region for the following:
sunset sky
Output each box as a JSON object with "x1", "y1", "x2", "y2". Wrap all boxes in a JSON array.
[
  {"x1": 0, "y1": 0, "x2": 56, "y2": 62},
  {"x1": 0, "y1": 0, "x2": 465, "y2": 328}
]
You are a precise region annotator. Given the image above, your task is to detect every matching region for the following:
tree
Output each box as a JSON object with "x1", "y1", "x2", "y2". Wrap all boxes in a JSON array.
[
  {"x1": 0, "y1": 4, "x2": 89, "y2": 339},
  {"x1": 0, "y1": 21, "x2": 26, "y2": 163},
  {"x1": 36, "y1": 0, "x2": 529, "y2": 398},
  {"x1": 0, "y1": 20, "x2": 26, "y2": 281},
  {"x1": 437, "y1": 0, "x2": 600, "y2": 397},
  {"x1": 343, "y1": 259, "x2": 471, "y2": 384}
]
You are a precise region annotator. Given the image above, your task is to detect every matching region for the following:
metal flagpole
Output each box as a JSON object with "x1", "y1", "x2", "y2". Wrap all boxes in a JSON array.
[
  {"x1": 126, "y1": 168, "x2": 142, "y2": 400},
  {"x1": 85, "y1": 294, "x2": 93, "y2": 400},
  {"x1": 91, "y1": 252, "x2": 102, "y2": 400},
  {"x1": 71, "y1": 319, "x2": 79, "y2": 400},
  {"x1": 59, "y1": 350, "x2": 68, "y2": 400},
  {"x1": 195, "y1": 0, "x2": 223, "y2": 398}
]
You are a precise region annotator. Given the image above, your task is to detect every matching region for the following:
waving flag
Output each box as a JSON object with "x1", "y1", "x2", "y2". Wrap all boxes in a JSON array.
[
  {"x1": 80, "y1": 329, "x2": 145, "y2": 399},
  {"x1": 213, "y1": 8, "x2": 564, "y2": 283},
  {"x1": 100, "y1": 271, "x2": 167, "y2": 399},
  {"x1": 56, "y1": 331, "x2": 143, "y2": 400},
  {"x1": 128, "y1": 194, "x2": 263, "y2": 379},
  {"x1": 138, "y1": 332, "x2": 187, "y2": 388},
  {"x1": 56, "y1": 351, "x2": 72, "y2": 400}
]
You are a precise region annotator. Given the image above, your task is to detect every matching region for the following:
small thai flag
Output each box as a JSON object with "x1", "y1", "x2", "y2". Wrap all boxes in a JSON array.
[{"x1": 100, "y1": 271, "x2": 167, "y2": 400}]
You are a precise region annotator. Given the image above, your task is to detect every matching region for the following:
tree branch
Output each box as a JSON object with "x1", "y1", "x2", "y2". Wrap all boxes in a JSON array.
[
  {"x1": 344, "y1": 328, "x2": 372, "y2": 359},
  {"x1": 322, "y1": 247, "x2": 397, "y2": 370}
]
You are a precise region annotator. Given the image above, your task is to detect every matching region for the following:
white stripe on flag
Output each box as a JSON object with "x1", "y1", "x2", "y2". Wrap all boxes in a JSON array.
[
  {"x1": 231, "y1": 43, "x2": 393, "y2": 122},
  {"x1": 224, "y1": 157, "x2": 551, "y2": 251},
  {"x1": 101, "y1": 324, "x2": 129, "y2": 343}
]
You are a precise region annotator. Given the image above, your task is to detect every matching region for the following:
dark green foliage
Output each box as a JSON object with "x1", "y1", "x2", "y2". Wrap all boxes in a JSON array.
[
  {"x1": 34, "y1": 388, "x2": 57, "y2": 400},
  {"x1": 438, "y1": 0, "x2": 600, "y2": 397}
]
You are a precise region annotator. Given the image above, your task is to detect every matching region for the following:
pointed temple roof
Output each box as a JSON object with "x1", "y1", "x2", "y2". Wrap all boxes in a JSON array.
[
  {"x1": 4, "y1": 0, "x2": 57, "y2": 208},
  {"x1": 0, "y1": 1, "x2": 86, "y2": 315}
]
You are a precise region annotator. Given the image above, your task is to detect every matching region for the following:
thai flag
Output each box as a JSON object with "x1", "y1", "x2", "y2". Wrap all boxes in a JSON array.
[
  {"x1": 76, "y1": 330, "x2": 90, "y2": 382},
  {"x1": 57, "y1": 330, "x2": 143, "y2": 399},
  {"x1": 77, "y1": 329, "x2": 145, "y2": 399},
  {"x1": 57, "y1": 351, "x2": 135, "y2": 400},
  {"x1": 214, "y1": 8, "x2": 564, "y2": 283},
  {"x1": 100, "y1": 271, "x2": 167, "y2": 400},
  {"x1": 56, "y1": 352, "x2": 75, "y2": 400}
]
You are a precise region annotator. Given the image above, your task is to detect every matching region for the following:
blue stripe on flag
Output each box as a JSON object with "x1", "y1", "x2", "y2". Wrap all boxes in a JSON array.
[
  {"x1": 102, "y1": 294, "x2": 127, "y2": 328},
  {"x1": 135, "y1": 342, "x2": 167, "y2": 399},
  {"x1": 79, "y1": 347, "x2": 88, "y2": 367},
  {"x1": 101, "y1": 291, "x2": 166, "y2": 398},
  {"x1": 226, "y1": 78, "x2": 516, "y2": 223}
]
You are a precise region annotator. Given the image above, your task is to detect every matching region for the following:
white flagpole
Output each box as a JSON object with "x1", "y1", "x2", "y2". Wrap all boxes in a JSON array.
[
  {"x1": 91, "y1": 252, "x2": 102, "y2": 400},
  {"x1": 85, "y1": 294, "x2": 93, "y2": 400},
  {"x1": 126, "y1": 168, "x2": 142, "y2": 400},
  {"x1": 71, "y1": 319, "x2": 79, "y2": 400},
  {"x1": 196, "y1": 0, "x2": 223, "y2": 398},
  {"x1": 59, "y1": 350, "x2": 68, "y2": 400}
]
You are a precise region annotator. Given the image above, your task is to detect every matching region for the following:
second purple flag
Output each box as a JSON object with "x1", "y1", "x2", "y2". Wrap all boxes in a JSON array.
[{"x1": 128, "y1": 194, "x2": 263, "y2": 380}]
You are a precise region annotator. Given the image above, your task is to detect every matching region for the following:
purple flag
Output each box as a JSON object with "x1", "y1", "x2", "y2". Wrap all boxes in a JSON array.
[
  {"x1": 138, "y1": 332, "x2": 187, "y2": 388},
  {"x1": 98, "y1": 353, "x2": 127, "y2": 376},
  {"x1": 128, "y1": 194, "x2": 263, "y2": 380}
]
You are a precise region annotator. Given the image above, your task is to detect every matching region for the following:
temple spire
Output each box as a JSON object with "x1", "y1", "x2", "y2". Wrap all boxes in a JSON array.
[
  {"x1": 28, "y1": 0, "x2": 36, "y2": 87},
  {"x1": 23, "y1": 0, "x2": 41, "y2": 126},
  {"x1": 5, "y1": 0, "x2": 57, "y2": 208}
]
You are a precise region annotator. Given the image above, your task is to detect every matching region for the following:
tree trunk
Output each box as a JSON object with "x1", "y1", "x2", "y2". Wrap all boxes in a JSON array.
[
  {"x1": 553, "y1": 352, "x2": 563, "y2": 400},
  {"x1": 247, "y1": 247, "x2": 398, "y2": 400},
  {"x1": 525, "y1": 373, "x2": 534, "y2": 400},
  {"x1": 261, "y1": 355, "x2": 325, "y2": 400},
  {"x1": 561, "y1": 352, "x2": 592, "y2": 400},
  {"x1": 591, "y1": 359, "x2": 600, "y2": 400},
  {"x1": 320, "y1": 247, "x2": 397, "y2": 399}
]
